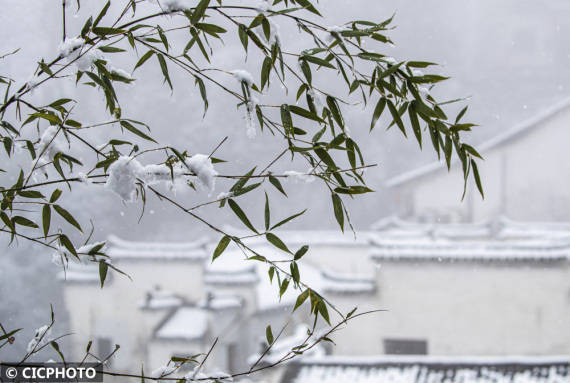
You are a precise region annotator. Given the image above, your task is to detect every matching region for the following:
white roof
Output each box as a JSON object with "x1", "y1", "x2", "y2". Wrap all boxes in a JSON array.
[
  {"x1": 154, "y1": 306, "x2": 208, "y2": 340},
  {"x1": 139, "y1": 288, "x2": 184, "y2": 310},
  {"x1": 370, "y1": 216, "x2": 570, "y2": 262},
  {"x1": 285, "y1": 355, "x2": 570, "y2": 383},
  {"x1": 57, "y1": 262, "x2": 100, "y2": 283},
  {"x1": 206, "y1": 244, "x2": 376, "y2": 312},
  {"x1": 107, "y1": 235, "x2": 208, "y2": 260},
  {"x1": 385, "y1": 97, "x2": 570, "y2": 188}
]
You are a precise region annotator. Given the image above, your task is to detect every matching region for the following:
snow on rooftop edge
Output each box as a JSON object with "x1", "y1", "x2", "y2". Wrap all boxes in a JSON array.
[
  {"x1": 297, "y1": 354, "x2": 570, "y2": 366},
  {"x1": 154, "y1": 306, "x2": 208, "y2": 340}
]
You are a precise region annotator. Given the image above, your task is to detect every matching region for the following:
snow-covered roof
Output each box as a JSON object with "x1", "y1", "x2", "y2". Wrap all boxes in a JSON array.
[
  {"x1": 199, "y1": 293, "x2": 243, "y2": 311},
  {"x1": 139, "y1": 287, "x2": 184, "y2": 310},
  {"x1": 222, "y1": 227, "x2": 373, "y2": 247},
  {"x1": 57, "y1": 262, "x2": 100, "y2": 283},
  {"x1": 282, "y1": 355, "x2": 570, "y2": 383},
  {"x1": 205, "y1": 244, "x2": 376, "y2": 312},
  {"x1": 370, "y1": 216, "x2": 570, "y2": 262},
  {"x1": 385, "y1": 97, "x2": 570, "y2": 188},
  {"x1": 153, "y1": 306, "x2": 208, "y2": 341},
  {"x1": 106, "y1": 235, "x2": 208, "y2": 261}
]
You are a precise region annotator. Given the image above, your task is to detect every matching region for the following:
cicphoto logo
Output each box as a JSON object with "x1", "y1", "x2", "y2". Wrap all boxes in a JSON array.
[{"x1": 0, "y1": 363, "x2": 103, "y2": 382}]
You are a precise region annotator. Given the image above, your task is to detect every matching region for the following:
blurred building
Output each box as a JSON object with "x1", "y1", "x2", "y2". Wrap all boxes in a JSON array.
[
  {"x1": 60, "y1": 217, "x2": 570, "y2": 382},
  {"x1": 386, "y1": 98, "x2": 570, "y2": 223}
]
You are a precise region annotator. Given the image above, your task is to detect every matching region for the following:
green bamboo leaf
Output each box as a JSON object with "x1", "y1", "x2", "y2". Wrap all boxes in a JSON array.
[
  {"x1": 387, "y1": 99, "x2": 407, "y2": 137},
  {"x1": 238, "y1": 24, "x2": 248, "y2": 52},
  {"x1": 295, "y1": 0, "x2": 321, "y2": 16},
  {"x1": 265, "y1": 325, "x2": 274, "y2": 345},
  {"x1": 471, "y1": 159, "x2": 484, "y2": 199},
  {"x1": 293, "y1": 289, "x2": 309, "y2": 311},
  {"x1": 331, "y1": 193, "x2": 344, "y2": 232},
  {"x1": 270, "y1": 209, "x2": 306, "y2": 230},
  {"x1": 370, "y1": 97, "x2": 386, "y2": 131},
  {"x1": 326, "y1": 96, "x2": 344, "y2": 127},
  {"x1": 269, "y1": 175, "x2": 287, "y2": 197},
  {"x1": 156, "y1": 53, "x2": 172, "y2": 89},
  {"x1": 264, "y1": 192, "x2": 270, "y2": 230},
  {"x1": 408, "y1": 102, "x2": 422, "y2": 148},
  {"x1": 42, "y1": 204, "x2": 51, "y2": 238},
  {"x1": 266, "y1": 233, "x2": 291, "y2": 253},
  {"x1": 228, "y1": 199, "x2": 258, "y2": 233},
  {"x1": 93, "y1": 1, "x2": 110, "y2": 27},
  {"x1": 50, "y1": 189, "x2": 62, "y2": 203},
  {"x1": 191, "y1": 0, "x2": 210, "y2": 24},
  {"x1": 13, "y1": 216, "x2": 38, "y2": 228},
  {"x1": 120, "y1": 120, "x2": 157, "y2": 143},
  {"x1": 279, "y1": 278, "x2": 289, "y2": 298},
  {"x1": 294, "y1": 245, "x2": 309, "y2": 260},
  {"x1": 289, "y1": 105, "x2": 323, "y2": 123},
  {"x1": 54, "y1": 204, "x2": 82, "y2": 232},
  {"x1": 261, "y1": 57, "x2": 272, "y2": 90},
  {"x1": 212, "y1": 235, "x2": 231, "y2": 262},
  {"x1": 59, "y1": 234, "x2": 78, "y2": 259},
  {"x1": 318, "y1": 301, "x2": 331, "y2": 325},
  {"x1": 133, "y1": 50, "x2": 154, "y2": 72},
  {"x1": 290, "y1": 262, "x2": 300, "y2": 284},
  {"x1": 280, "y1": 104, "x2": 293, "y2": 134},
  {"x1": 99, "y1": 260, "x2": 108, "y2": 288},
  {"x1": 302, "y1": 55, "x2": 335, "y2": 69}
]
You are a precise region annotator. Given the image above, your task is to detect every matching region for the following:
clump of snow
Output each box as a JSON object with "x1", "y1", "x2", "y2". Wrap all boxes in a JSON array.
[
  {"x1": 284, "y1": 170, "x2": 315, "y2": 183},
  {"x1": 411, "y1": 69, "x2": 424, "y2": 77},
  {"x1": 232, "y1": 70, "x2": 254, "y2": 87},
  {"x1": 186, "y1": 154, "x2": 217, "y2": 192},
  {"x1": 151, "y1": 364, "x2": 177, "y2": 380},
  {"x1": 27, "y1": 325, "x2": 51, "y2": 353},
  {"x1": 216, "y1": 191, "x2": 234, "y2": 200},
  {"x1": 58, "y1": 37, "x2": 85, "y2": 58},
  {"x1": 74, "y1": 48, "x2": 105, "y2": 72},
  {"x1": 105, "y1": 156, "x2": 145, "y2": 202},
  {"x1": 77, "y1": 172, "x2": 90, "y2": 184},
  {"x1": 255, "y1": 0, "x2": 272, "y2": 13},
  {"x1": 21, "y1": 75, "x2": 41, "y2": 95},
  {"x1": 158, "y1": 0, "x2": 193, "y2": 11},
  {"x1": 38, "y1": 126, "x2": 64, "y2": 160},
  {"x1": 106, "y1": 155, "x2": 217, "y2": 202},
  {"x1": 110, "y1": 66, "x2": 132, "y2": 80},
  {"x1": 52, "y1": 241, "x2": 107, "y2": 267},
  {"x1": 307, "y1": 88, "x2": 324, "y2": 112},
  {"x1": 326, "y1": 25, "x2": 349, "y2": 42},
  {"x1": 185, "y1": 366, "x2": 233, "y2": 383},
  {"x1": 384, "y1": 56, "x2": 397, "y2": 64},
  {"x1": 418, "y1": 86, "x2": 430, "y2": 95},
  {"x1": 244, "y1": 96, "x2": 259, "y2": 139}
]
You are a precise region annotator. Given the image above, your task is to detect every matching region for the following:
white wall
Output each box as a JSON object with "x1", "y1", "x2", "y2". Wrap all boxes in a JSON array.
[{"x1": 330, "y1": 260, "x2": 570, "y2": 356}]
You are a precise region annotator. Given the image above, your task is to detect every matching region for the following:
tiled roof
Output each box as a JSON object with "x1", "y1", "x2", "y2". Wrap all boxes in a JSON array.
[
  {"x1": 106, "y1": 235, "x2": 208, "y2": 261},
  {"x1": 370, "y1": 216, "x2": 570, "y2": 262},
  {"x1": 282, "y1": 356, "x2": 570, "y2": 383},
  {"x1": 153, "y1": 306, "x2": 208, "y2": 341}
]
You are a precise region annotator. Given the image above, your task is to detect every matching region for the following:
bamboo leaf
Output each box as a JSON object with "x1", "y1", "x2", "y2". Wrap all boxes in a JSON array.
[
  {"x1": 53, "y1": 205, "x2": 82, "y2": 232},
  {"x1": 228, "y1": 199, "x2": 258, "y2": 233}
]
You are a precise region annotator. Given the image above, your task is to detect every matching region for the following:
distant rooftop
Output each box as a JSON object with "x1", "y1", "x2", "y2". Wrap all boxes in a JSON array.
[
  {"x1": 370, "y1": 216, "x2": 570, "y2": 262},
  {"x1": 106, "y1": 234, "x2": 209, "y2": 261},
  {"x1": 282, "y1": 355, "x2": 570, "y2": 383}
]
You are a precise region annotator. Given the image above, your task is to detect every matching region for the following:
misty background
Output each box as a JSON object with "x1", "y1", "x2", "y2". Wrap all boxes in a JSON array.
[{"x1": 1, "y1": 0, "x2": 569, "y2": 359}]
